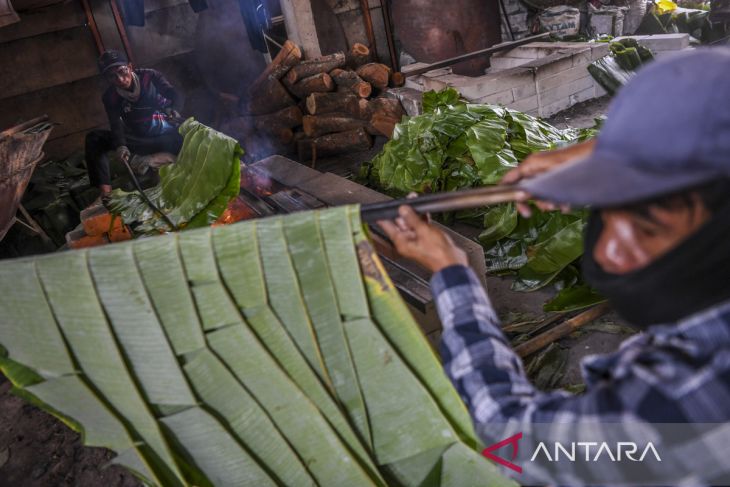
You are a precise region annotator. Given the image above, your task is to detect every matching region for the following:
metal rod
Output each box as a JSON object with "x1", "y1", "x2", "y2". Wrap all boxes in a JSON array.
[
  {"x1": 360, "y1": 185, "x2": 527, "y2": 223},
  {"x1": 121, "y1": 158, "x2": 177, "y2": 231},
  {"x1": 80, "y1": 0, "x2": 105, "y2": 55},
  {"x1": 109, "y1": 0, "x2": 136, "y2": 65},
  {"x1": 359, "y1": 0, "x2": 379, "y2": 61},
  {"x1": 498, "y1": 0, "x2": 515, "y2": 41},
  {"x1": 381, "y1": 0, "x2": 399, "y2": 72},
  {"x1": 403, "y1": 32, "x2": 551, "y2": 78}
]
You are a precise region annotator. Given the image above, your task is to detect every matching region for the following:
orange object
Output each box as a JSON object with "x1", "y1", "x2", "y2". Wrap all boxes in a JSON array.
[
  {"x1": 67, "y1": 231, "x2": 109, "y2": 249},
  {"x1": 81, "y1": 205, "x2": 126, "y2": 236},
  {"x1": 108, "y1": 225, "x2": 133, "y2": 242}
]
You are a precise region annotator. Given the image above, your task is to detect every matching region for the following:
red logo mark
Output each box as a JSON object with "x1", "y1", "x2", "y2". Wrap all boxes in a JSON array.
[{"x1": 482, "y1": 432, "x2": 523, "y2": 474}]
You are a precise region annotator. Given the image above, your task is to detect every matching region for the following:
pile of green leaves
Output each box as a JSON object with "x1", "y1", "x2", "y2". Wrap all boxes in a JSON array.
[
  {"x1": 108, "y1": 118, "x2": 243, "y2": 235},
  {"x1": 361, "y1": 89, "x2": 603, "y2": 311},
  {"x1": 588, "y1": 39, "x2": 654, "y2": 95},
  {"x1": 0, "y1": 206, "x2": 515, "y2": 487}
]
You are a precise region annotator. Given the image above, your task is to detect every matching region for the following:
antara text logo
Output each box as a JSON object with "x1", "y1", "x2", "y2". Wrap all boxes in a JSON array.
[{"x1": 481, "y1": 432, "x2": 662, "y2": 475}]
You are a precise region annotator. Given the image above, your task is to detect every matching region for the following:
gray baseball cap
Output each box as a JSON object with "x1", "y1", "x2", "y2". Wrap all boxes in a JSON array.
[{"x1": 521, "y1": 48, "x2": 730, "y2": 208}]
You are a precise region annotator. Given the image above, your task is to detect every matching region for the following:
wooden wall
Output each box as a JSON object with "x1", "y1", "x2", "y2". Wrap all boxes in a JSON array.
[{"x1": 0, "y1": 0, "x2": 265, "y2": 161}]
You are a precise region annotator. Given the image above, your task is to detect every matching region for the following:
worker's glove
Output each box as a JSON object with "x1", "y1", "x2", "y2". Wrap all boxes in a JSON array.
[
  {"x1": 165, "y1": 108, "x2": 182, "y2": 124},
  {"x1": 116, "y1": 145, "x2": 131, "y2": 164}
]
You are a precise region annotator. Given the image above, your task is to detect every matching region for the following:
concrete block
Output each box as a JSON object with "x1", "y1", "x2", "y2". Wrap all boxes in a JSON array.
[
  {"x1": 539, "y1": 76, "x2": 595, "y2": 107},
  {"x1": 590, "y1": 43, "x2": 611, "y2": 60},
  {"x1": 512, "y1": 82, "x2": 537, "y2": 100},
  {"x1": 490, "y1": 56, "x2": 530, "y2": 70},
  {"x1": 475, "y1": 88, "x2": 515, "y2": 106},
  {"x1": 404, "y1": 76, "x2": 424, "y2": 90},
  {"x1": 402, "y1": 62, "x2": 430, "y2": 74},
  {"x1": 422, "y1": 67, "x2": 453, "y2": 78},
  {"x1": 384, "y1": 87, "x2": 423, "y2": 117},
  {"x1": 615, "y1": 33, "x2": 689, "y2": 52},
  {"x1": 421, "y1": 75, "x2": 454, "y2": 93},
  {"x1": 454, "y1": 67, "x2": 535, "y2": 99},
  {"x1": 571, "y1": 47, "x2": 593, "y2": 67},
  {"x1": 540, "y1": 96, "x2": 573, "y2": 118},
  {"x1": 509, "y1": 94, "x2": 539, "y2": 113},
  {"x1": 539, "y1": 64, "x2": 593, "y2": 92},
  {"x1": 524, "y1": 51, "x2": 577, "y2": 80},
  {"x1": 570, "y1": 86, "x2": 596, "y2": 106}
]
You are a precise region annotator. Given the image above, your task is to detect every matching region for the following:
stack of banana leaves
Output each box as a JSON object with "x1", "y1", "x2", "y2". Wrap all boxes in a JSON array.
[
  {"x1": 360, "y1": 88, "x2": 603, "y2": 312},
  {"x1": 0, "y1": 206, "x2": 515, "y2": 487},
  {"x1": 588, "y1": 39, "x2": 654, "y2": 96},
  {"x1": 108, "y1": 118, "x2": 243, "y2": 236}
]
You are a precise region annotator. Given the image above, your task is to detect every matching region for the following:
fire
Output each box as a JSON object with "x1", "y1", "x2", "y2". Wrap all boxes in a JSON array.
[{"x1": 212, "y1": 197, "x2": 258, "y2": 226}]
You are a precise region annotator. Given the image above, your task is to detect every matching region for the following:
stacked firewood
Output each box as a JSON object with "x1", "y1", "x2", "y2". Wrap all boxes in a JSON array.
[{"x1": 229, "y1": 41, "x2": 406, "y2": 164}]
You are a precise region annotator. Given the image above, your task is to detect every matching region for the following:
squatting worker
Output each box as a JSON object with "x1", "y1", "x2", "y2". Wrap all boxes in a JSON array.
[
  {"x1": 85, "y1": 50, "x2": 184, "y2": 198},
  {"x1": 379, "y1": 49, "x2": 730, "y2": 485}
]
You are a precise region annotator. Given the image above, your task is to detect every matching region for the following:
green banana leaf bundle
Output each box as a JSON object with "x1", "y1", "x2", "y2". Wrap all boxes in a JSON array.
[
  {"x1": 108, "y1": 119, "x2": 243, "y2": 236},
  {"x1": 589, "y1": 39, "x2": 654, "y2": 96},
  {"x1": 0, "y1": 206, "x2": 515, "y2": 487},
  {"x1": 360, "y1": 89, "x2": 603, "y2": 309}
]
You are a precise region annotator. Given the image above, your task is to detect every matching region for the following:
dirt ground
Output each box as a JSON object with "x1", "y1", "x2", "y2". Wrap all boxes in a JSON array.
[{"x1": 0, "y1": 96, "x2": 615, "y2": 486}]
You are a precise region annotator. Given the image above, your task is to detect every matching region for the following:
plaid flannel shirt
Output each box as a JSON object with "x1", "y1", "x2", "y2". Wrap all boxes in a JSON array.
[{"x1": 431, "y1": 264, "x2": 730, "y2": 486}]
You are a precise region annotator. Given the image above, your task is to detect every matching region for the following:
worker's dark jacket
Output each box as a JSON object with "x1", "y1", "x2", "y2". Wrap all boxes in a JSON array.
[{"x1": 102, "y1": 68, "x2": 181, "y2": 149}]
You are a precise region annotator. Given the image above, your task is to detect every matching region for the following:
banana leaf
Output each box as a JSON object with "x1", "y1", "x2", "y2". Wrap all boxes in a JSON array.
[
  {"x1": 0, "y1": 206, "x2": 516, "y2": 487},
  {"x1": 361, "y1": 88, "x2": 597, "y2": 296},
  {"x1": 108, "y1": 119, "x2": 243, "y2": 235}
]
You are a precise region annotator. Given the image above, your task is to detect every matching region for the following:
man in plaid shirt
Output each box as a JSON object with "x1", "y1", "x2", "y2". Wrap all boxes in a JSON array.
[{"x1": 379, "y1": 49, "x2": 730, "y2": 485}]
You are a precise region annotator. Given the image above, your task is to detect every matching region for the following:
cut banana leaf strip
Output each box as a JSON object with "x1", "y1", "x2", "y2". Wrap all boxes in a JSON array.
[
  {"x1": 160, "y1": 407, "x2": 275, "y2": 487},
  {"x1": 0, "y1": 259, "x2": 75, "y2": 379},
  {"x1": 27, "y1": 375, "x2": 164, "y2": 486},
  {"x1": 439, "y1": 442, "x2": 515, "y2": 487},
  {"x1": 256, "y1": 217, "x2": 329, "y2": 384},
  {"x1": 36, "y1": 252, "x2": 186, "y2": 485},
  {"x1": 319, "y1": 206, "x2": 370, "y2": 320},
  {"x1": 351, "y1": 214, "x2": 478, "y2": 448},
  {"x1": 284, "y1": 211, "x2": 373, "y2": 451},
  {"x1": 207, "y1": 324, "x2": 381, "y2": 487},
  {"x1": 345, "y1": 318, "x2": 457, "y2": 464},
  {"x1": 382, "y1": 445, "x2": 449, "y2": 487},
  {"x1": 134, "y1": 236, "x2": 206, "y2": 356},
  {"x1": 183, "y1": 349, "x2": 316, "y2": 487},
  {"x1": 88, "y1": 245, "x2": 196, "y2": 407}
]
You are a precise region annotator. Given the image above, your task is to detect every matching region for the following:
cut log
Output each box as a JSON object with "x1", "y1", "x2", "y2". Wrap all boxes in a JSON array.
[
  {"x1": 285, "y1": 52, "x2": 346, "y2": 85},
  {"x1": 289, "y1": 72, "x2": 335, "y2": 99},
  {"x1": 306, "y1": 92, "x2": 357, "y2": 115},
  {"x1": 247, "y1": 78, "x2": 296, "y2": 115},
  {"x1": 330, "y1": 69, "x2": 372, "y2": 98},
  {"x1": 261, "y1": 125, "x2": 295, "y2": 145},
  {"x1": 367, "y1": 97, "x2": 405, "y2": 138},
  {"x1": 249, "y1": 40, "x2": 301, "y2": 87},
  {"x1": 297, "y1": 127, "x2": 373, "y2": 162},
  {"x1": 302, "y1": 114, "x2": 368, "y2": 138},
  {"x1": 248, "y1": 40, "x2": 302, "y2": 95},
  {"x1": 347, "y1": 43, "x2": 371, "y2": 67},
  {"x1": 356, "y1": 63, "x2": 391, "y2": 90},
  {"x1": 369, "y1": 113, "x2": 399, "y2": 138},
  {"x1": 391, "y1": 71, "x2": 405, "y2": 87},
  {"x1": 347, "y1": 98, "x2": 372, "y2": 120},
  {"x1": 251, "y1": 105, "x2": 303, "y2": 130}
]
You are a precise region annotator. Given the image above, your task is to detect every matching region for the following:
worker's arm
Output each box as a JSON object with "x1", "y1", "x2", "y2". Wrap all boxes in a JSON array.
[
  {"x1": 380, "y1": 205, "x2": 718, "y2": 485},
  {"x1": 102, "y1": 92, "x2": 127, "y2": 151},
  {"x1": 148, "y1": 69, "x2": 182, "y2": 113}
]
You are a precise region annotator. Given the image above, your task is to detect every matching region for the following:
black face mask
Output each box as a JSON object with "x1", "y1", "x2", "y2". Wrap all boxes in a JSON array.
[{"x1": 582, "y1": 201, "x2": 730, "y2": 329}]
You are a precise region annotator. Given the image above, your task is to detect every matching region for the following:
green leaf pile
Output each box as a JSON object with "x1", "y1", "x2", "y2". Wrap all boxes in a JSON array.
[
  {"x1": 360, "y1": 89, "x2": 601, "y2": 307},
  {"x1": 0, "y1": 206, "x2": 515, "y2": 487},
  {"x1": 108, "y1": 118, "x2": 243, "y2": 235}
]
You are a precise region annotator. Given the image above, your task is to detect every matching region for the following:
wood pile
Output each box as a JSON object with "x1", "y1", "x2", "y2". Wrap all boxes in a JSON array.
[{"x1": 225, "y1": 41, "x2": 406, "y2": 165}]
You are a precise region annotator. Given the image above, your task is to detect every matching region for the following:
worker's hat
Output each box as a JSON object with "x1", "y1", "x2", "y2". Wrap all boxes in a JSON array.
[
  {"x1": 98, "y1": 50, "x2": 129, "y2": 74},
  {"x1": 521, "y1": 48, "x2": 730, "y2": 207}
]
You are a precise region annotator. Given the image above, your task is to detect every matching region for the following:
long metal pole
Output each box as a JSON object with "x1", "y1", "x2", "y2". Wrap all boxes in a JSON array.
[
  {"x1": 360, "y1": 185, "x2": 527, "y2": 223},
  {"x1": 359, "y1": 0, "x2": 380, "y2": 61},
  {"x1": 403, "y1": 32, "x2": 551, "y2": 78}
]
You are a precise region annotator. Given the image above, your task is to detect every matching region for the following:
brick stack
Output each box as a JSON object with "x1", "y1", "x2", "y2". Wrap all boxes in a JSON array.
[{"x1": 65, "y1": 204, "x2": 131, "y2": 249}]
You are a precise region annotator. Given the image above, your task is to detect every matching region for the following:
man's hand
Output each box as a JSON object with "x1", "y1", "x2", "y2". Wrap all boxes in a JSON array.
[
  {"x1": 500, "y1": 139, "x2": 596, "y2": 217},
  {"x1": 116, "y1": 145, "x2": 131, "y2": 164},
  {"x1": 378, "y1": 205, "x2": 468, "y2": 274}
]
